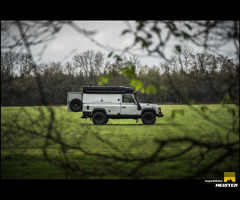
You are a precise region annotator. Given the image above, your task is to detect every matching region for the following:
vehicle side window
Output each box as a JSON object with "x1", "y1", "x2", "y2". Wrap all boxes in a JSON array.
[{"x1": 122, "y1": 94, "x2": 135, "y2": 103}]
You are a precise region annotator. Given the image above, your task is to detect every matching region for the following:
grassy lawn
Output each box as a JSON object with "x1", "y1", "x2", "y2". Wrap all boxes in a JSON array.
[{"x1": 1, "y1": 104, "x2": 239, "y2": 179}]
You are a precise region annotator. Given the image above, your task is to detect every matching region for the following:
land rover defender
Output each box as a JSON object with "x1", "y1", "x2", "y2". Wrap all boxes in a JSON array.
[{"x1": 67, "y1": 86, "x2": 163, "y2": 125}]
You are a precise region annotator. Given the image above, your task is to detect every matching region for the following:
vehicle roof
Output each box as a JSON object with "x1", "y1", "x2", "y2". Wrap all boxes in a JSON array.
[{"x1": 83, "y1": 86, "x2": 134, "y2": 94}]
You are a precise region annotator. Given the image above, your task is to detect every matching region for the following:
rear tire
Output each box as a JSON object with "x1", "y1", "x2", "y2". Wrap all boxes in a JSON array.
[
  {"x1": 142, "y1": 112, "x2": 156, "y2": 125},
  {"x1": 92, "y1": 112, "x2": 107, "y2": 125}
]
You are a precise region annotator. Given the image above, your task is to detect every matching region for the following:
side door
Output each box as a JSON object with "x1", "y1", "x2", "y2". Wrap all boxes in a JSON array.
[{"x1": 120, "y1": 94, "x2": 138, "y2": 115}]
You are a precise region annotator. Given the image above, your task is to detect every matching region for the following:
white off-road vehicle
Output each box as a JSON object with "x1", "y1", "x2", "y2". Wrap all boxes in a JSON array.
[{"x1": 67, "y1": 86, "x2": 164, "y2": 125}]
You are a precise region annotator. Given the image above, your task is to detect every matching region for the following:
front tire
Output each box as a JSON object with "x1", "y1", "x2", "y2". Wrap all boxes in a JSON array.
[
  {"x1": 92, "y1": 112, "x2": 107, "y2": 125},
  {"x1": 142, "y1": 112, "x2": 156, "y2": 125}
]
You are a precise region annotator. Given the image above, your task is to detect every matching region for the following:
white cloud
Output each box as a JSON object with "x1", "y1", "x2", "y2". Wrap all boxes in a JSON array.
[
  {"x1": 93, "y1": 31, "x2": 109, "y2": 43},
  {"x1": 49, "y1": 41, "x2": 65, "y2": 52},
  {"x1": 119, "y1": 35, "x2": 134, "y2": 49}
]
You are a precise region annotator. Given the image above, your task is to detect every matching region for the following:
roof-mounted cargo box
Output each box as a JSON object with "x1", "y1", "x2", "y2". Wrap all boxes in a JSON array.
[{"x1": 83, "y1": 86, "x2": 133, "y2": 94}]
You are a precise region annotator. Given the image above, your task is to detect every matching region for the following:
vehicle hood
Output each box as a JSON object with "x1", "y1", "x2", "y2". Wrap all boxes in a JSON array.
[{"x1": 139, "y1": 103, "x2": 158, "y2": 109}]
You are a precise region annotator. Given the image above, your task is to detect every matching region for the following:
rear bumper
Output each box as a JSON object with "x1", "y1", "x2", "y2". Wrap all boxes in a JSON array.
[{"x1": 81, "y1": 111, "x2": 91, "y2": 118}]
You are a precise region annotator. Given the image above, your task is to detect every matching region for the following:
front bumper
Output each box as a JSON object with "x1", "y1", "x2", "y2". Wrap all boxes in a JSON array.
[{"x1": 157, "y1": 107, "x2": 164, "y2": 117}]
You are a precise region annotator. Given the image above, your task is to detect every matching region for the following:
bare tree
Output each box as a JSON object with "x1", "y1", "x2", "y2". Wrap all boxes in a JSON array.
[{"x1": 73, "y1": 50, "x2": 104, "y2": 76}]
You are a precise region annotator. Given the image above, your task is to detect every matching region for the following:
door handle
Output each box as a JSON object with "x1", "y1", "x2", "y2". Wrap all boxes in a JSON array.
[{"x1": 122, "y1": 107, "x2": 126, "y2": 108}]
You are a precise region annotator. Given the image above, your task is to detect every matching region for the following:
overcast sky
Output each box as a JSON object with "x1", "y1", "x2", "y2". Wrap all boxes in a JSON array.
[
  {"x1": 30, "y1": 21, "x2": 167, "y2": 66},
  {"x1": 2, "y1": 21, "x2": 237, "y2": 67},
  {"x1": 32, "y1": 21, "x2": 141, "y2": 64}
]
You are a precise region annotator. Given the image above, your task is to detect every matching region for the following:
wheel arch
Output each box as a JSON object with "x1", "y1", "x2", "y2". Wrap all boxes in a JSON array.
[
  {"x1": 141, "y1": 108, "x2": 157, "y2": 116},
  {"x1": 91, "y1": 108, "x2": 107, "y2": 116}
]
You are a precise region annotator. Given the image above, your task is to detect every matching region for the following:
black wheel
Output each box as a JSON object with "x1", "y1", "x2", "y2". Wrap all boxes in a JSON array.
[
  {"x1": 92, "y1": 112, "x2": 107, "y2": 125},
  {"x1": 142, "y1": 112, "x2": 156, "y2": 125},
  {"x1": 69, "y1": 98, "x2": 82, "y2": 112}
]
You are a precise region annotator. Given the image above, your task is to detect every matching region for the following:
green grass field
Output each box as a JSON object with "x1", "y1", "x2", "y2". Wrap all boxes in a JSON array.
[{"x1": 1, "y1": 104, "x2": 239, "y2": 179}]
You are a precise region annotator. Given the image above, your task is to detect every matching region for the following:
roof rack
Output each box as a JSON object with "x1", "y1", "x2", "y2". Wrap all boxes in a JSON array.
[{"x1": 83, "y1": 86, "x2": 134, "y2": 94}]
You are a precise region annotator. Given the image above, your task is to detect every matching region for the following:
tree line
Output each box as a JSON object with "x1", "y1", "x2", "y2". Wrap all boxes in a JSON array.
[{"x1": 1, "y1": 48, "x2": 239, "y2": 106}]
